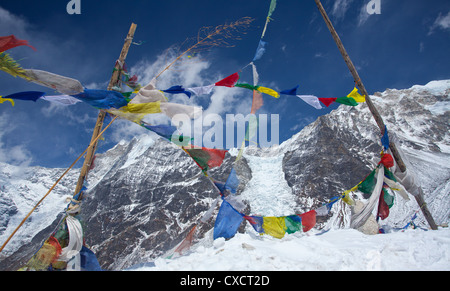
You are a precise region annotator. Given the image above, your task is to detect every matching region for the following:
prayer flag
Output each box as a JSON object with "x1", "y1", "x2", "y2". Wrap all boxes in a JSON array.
[
  {"x1": 0, "y1": 96, "x2": 14, "y2": 106},
  {"x1": 125, "y1": 101, "x2": 162, "y2": 114},
  {"x1": 215, "y1": 72, "x2": 240, "y2": 87},
  {"x1": 175, "y1": 225, "x2": 198, "y2": 255},
  {"x1": 381, "y1": 125, "x2": 389, "y2": 151},
  {"x1": 347, "y1": 87, "x2": 365, "y2": 103},
  {"x1": 280, "y1": 85, "x2": 299, "y2": 96},
  {"x1": 377, "y1": 189, "x2": 390, "y2": 220},
  {"x1": 244, "y1": 216, "x2": 264, "y2": 233},
  {"x1": 358, "y1": 169, "x2": 377, "y2": 194},
  {"x1": 285, "y1": 215, "x2": 303, "y2": 234},
  {"x1": 235, "y1": 83, "x2": 259, "y2": 91},
  {"x1": 184, "y1": 147, "x2": 228, "y2": 172},
  {"x1": 79, "y1": 246, "x2": 102, "y2": 271},
  {"x1": 335, "y1": 96, "x2": 358, "y2": 106},
  {"x1": 257, "y1": 86, "x2": 279, "y2": 98},
  {"x1": 224, "y1": 168, "x2": 240, "y2": 195},
  {"x1": 299, "y1": 210, "x2": 316, "y2": 232},
  {"x1": 297, "y1": 95, "x2": 323, "y2": 109},
  {"x1": 141, "y1": 124, "x2": 178, "y2": 141},
  {"x1": 131, "y1": 88, "x2": 167, "y2": 104},
  {"x1": 24, "y1": 69, "x2": 84, "y2": 95},
  {"x1": 0, "y1": 35, "x2": 36, "y2": 52},
  {"x1": 41, "y1": 95, "x2": 82, "y2": 105},
  {"x1": 73, "y1": 89, "x2": 129, "y2": 109},
  {"x1": 318, "y1": 98, "x2": 337, "y2": 107},
  {"x1": 159, "y1": 102, "x2": 202, "y2": 119},
  {"x1": 187, "y1": 84, "x2": 215, "y2": 96},
  {"x1": 213, "y1": 200, "x2": 244, "y2": 240},
  {"x1": 379, "y1": 153, "x2": 394, "y2": 168},
  {"x1": 162, "y1": 85, "x2": 192, "y2": 98},
  {"x1": 4, "y1": 91, "x2": 45, "y2": 102},
  {"x1": 252, "y1": 40, "x2": 267, "y2": 62},
  {"x1": 262, "y1": 217, "x2": 287, "y2": 239}
]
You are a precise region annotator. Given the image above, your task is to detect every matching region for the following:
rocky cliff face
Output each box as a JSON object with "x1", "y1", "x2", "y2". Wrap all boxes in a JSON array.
[{"x1": 1, "y1": 80, "x2": 449, "y2": 270}]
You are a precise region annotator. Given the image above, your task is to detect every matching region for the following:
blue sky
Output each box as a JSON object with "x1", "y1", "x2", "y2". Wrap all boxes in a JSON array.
[{"x1": 0, "y1": 0, "x2": 449, "y2": 168}]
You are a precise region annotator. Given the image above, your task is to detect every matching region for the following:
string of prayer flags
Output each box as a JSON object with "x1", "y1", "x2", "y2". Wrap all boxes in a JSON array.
[
  {"x1": 0, "y1": 35, "x2": 36, "y2": 53},
  {"x1": 183, "y1": 147, "x2": 228, "y2": 172},
  {"x1": 243, "y1": 210, "x2": 317, "y2": 239},
  {"x1": 215, "y1": 72, "x2": 240, "y2": 87},
  {"x1": 72, "y1": 89, "x2": 129, "y2": 109},
  {"x1": 162, "y1": 85, "x2": 192, "y2": 98}
]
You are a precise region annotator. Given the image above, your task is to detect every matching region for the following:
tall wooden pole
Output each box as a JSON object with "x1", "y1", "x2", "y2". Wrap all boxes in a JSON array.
[
  {"x1": 313, "y1": 0, "x2": 437, "y2": 230},
  {"x1": 73, "y1": 23, "x2": 137, "y2": 199}
]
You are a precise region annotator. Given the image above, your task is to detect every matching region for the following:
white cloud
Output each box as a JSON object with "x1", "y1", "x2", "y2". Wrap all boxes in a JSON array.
[
  {"x1": 429, "y1": 11, "x2": 450, "y2": 35},
  {"x1": 0, "y1": 113, "x2": 33, "y2": 167},
  {"x1": 331, "y1": 0, "x2": 355, "y2": 20}
]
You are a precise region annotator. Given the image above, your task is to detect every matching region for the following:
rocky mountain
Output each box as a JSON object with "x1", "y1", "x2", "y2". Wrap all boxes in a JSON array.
[{"x1": 0, "y1": 80, "x2": 449, "y2": 271}]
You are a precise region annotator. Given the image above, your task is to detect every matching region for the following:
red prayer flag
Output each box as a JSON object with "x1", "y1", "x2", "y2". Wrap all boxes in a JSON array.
[
  {"x1": 379, "y1": 153, "x2": 394, "y2": 168},
  {"x1": 299, "y1": 210, "x2": 316, "y2": 232},
  {"x1": 0, "y1": 35, "x2": 36, "y2": 52},
  {"x1": 318, "y1": 98, "x2": 337, "y2": 107},
  {"x1": 215, "y1": 72, "x2": 240, "y2": 87},
  {"x1": 377, "y1": 191, "x2": 390, "y2": 220},
  {"x1": 174, "y1": 225, "x2": 197, "y2": 255},
  {"x1": 184, "y1": 147, "x2": 228, "y2": 171}
]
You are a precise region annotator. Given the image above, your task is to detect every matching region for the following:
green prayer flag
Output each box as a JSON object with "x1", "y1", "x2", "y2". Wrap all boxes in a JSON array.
[
  {"x1": 285, "y1": 216, "x2": 303, "y2": 234},
  {"x1": 335, "y1": 97, "x2": 358, "y2": 106},
  {"x1": 383, "y1": 189, "x2": 395, "y2": 208},
  {"x1": 358, "y1": 170, "x2": 376, "y2": 194}
]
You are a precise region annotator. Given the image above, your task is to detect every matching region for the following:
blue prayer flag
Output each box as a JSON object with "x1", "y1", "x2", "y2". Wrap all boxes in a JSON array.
[{"x1": 213, "y1": 200, "x2": 244, "y2": 239}]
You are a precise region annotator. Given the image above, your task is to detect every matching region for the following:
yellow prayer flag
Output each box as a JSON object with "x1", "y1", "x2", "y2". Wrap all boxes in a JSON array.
[
  {"x1": 347, "y1": 87, "x2": 365, "y2": 103},
  {"x1": 0, "y1": 96, "x2": 14, "y2": 106},
  {"x1": 125, "y1": 101, "x2": 162, "y2": 114},
  {"x1": 257, "y1": 86, "x2": 280, "y2": 98},
  {"x1": 262, "y1": 217, "x2": 287, "y2": 239}
]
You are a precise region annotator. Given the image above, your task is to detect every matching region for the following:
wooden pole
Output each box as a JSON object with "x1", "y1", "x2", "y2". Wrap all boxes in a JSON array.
[
  {"x1": 73, "y1": 23, "x2": 137, "y2": 199},
  {"x1": 313, "y1": 0, "x2": 437, "y2": 230}
]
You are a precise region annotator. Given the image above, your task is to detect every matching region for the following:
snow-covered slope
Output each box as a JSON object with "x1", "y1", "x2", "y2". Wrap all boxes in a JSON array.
[{"x1": 129, "y1": 228, "x2": 450, "y2": 271}]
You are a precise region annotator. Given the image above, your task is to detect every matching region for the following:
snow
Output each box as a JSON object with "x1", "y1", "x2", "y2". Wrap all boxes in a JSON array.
[
  {"x1": 411, "y1": 79, "x2": 450, "y2": 95},
  {"x1": 128, "y1": 227, "x2": 450, "y2": 271},
  {"x1": 240, "y1": 153, "x2": 297, "y2": 216}
]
